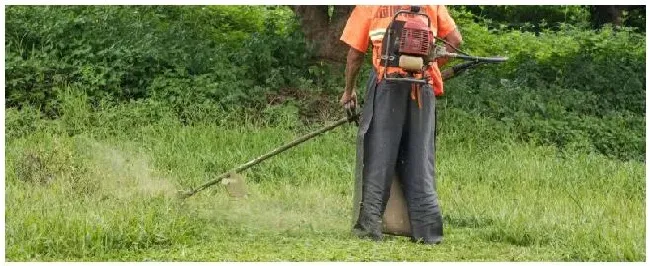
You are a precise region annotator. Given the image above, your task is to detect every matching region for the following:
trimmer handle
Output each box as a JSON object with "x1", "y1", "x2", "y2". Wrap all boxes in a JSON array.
[{"x1": 346, "y1": 105, "x2": 360, "y2": 126}]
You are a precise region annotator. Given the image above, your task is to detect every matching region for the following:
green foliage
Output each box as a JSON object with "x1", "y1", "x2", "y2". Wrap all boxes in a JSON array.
[
  {"x1": 455, "y1": 5, "x2": 646, "y2": 32},
  {"x1": 6, "y1": 134, "x2": 200, "y2": 259},
  {"x1": 5, "y1": 106, "x2": 46, "y2": 140},
  {"x1": 457, "y1": 5, "x2": 591, "y2": 31},
  {"x1": 443, "y1": 9, "x2": 645, "y2": 161},
  {"x1": 5, "y1": 6, "x2": 313, "y2": 116}
]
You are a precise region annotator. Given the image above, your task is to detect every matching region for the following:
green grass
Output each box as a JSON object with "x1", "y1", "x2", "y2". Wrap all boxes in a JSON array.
[{"x1": 4, "y1": 101, "x2": 645, "y2": 262}]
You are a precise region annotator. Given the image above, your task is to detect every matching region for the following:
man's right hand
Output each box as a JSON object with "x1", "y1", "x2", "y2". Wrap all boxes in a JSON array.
[{"x1": 340, "y1": 89, "x2": 358, "y2": 110}]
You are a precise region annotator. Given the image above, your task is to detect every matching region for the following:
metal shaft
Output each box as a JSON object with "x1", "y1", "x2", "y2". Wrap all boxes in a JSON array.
[
  {"x1": 437, "y1": 51, "x2": 508, "y2": 63},
  {"x1": 181, "y1": 115, "x2": 356, "y2": 199}
]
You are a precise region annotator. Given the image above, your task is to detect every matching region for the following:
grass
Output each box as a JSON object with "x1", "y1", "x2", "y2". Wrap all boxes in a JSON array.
[{"x1": 4, "y1": 99, "x2": 646, "y2": 262}]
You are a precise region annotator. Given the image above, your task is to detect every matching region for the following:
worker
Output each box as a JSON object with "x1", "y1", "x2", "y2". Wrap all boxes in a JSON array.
[{"x1": 339, "y1": 5, "x2": 463, "y2": 245}]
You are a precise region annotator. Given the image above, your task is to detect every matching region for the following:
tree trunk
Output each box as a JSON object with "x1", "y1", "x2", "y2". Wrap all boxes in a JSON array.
[
  {"x1": 290, "y1": 5, "x2": 354, "y2": 63},
  {"x1": 590, "y1": 5, "x2": 623, "y2": 28}
]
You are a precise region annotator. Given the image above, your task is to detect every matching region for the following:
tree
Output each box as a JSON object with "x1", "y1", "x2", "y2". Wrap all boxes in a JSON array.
[
  {"x1": 590, "y1": 5, "x2": 646, "y2": 29},
  {"x1": 289, "y1": 5, "x2": 354, "y2": 63},
  {"x1": 590, "y1": 5, "x2": 623, "y2": 28}
]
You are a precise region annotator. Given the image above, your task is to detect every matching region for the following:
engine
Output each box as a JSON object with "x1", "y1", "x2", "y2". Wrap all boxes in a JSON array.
[{"x1": 380, "y1": 7, "x2": 434, "y2": 74}]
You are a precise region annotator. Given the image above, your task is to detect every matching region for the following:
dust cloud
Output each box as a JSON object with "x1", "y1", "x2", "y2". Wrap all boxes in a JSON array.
[{"x1": 87, "y1": 141, "x2": 177, "y2": 199}]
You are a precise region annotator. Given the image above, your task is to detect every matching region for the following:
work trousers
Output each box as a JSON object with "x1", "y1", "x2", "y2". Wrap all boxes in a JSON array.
[{"x1": 352, "y1": 71, "x2": 443, "y2": 244}]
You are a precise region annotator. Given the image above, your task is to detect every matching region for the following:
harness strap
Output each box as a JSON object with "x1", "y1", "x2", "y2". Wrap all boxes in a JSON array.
[{"x1": 410, "y1": 83, "x2": 422, "y2": 109}]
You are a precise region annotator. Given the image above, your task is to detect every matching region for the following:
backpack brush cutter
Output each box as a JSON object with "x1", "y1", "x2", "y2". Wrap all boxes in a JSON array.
[
  {"x1": 178, "y1": 7, "x2": 507, "y2": 200},
  {"x1": 177, "y1": 59, "x2": 506, "y2": 200}
]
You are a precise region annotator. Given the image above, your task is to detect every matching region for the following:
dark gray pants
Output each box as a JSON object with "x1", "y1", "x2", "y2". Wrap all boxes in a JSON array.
[{"x1": 352, "y1": 71, "x2": 442, "y2": 244}]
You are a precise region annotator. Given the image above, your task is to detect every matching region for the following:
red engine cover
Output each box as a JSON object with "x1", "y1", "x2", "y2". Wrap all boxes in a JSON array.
[{"x1": 399, "y1": 19, "x2": 432, "y2": 56}]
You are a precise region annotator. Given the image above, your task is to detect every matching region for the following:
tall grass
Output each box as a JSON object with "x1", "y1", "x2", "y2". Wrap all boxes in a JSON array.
[{"x1": 4, "y1": 94, "x2": 645, "y2": 261}]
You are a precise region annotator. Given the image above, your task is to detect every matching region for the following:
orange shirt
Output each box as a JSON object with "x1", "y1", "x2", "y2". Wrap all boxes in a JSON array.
[{"x1": 340, "y1": 5, "x2": 456, "y2": 96}]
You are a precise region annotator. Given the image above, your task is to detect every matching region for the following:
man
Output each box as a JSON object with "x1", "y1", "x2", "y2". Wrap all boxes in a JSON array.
[{"x1": 339, "y1": 5, "x2": 463, "y2": 244}]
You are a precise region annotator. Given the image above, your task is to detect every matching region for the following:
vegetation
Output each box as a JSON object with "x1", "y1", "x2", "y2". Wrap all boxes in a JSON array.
[
  {"x1": 4, "y1": 5, "x2": 645, "y2": 261},
  {"x1": 459, "y1": 5, "x2": 646, "y2": 31}
]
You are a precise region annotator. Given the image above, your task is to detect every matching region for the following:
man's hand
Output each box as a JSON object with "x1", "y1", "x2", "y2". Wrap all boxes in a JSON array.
[
  {"x1": 436, "y1": 28, "x2": 463, "y2": 67},
  {"x1": 340, "y1": 89, "x2": 357, "y2": 110}
]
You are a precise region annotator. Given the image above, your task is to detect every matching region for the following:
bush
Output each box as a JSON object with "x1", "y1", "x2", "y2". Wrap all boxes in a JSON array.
[
  {"x1": 442, "y1": 11, "x2": 645, "y2": 161},
  {"x1": 5, "y1": 6, "x2": 313, "y2": 116},
  {"x1": 456, "y1": 5, "x2": 591, "y2": 31}
]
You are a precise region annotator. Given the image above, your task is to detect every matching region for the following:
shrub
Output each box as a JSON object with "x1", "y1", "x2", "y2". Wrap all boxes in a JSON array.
[
  {"x1": 5, "y1": 6, "x2": 310, "y2": 115},
  {"x1": 441, "y1": 13, "x2": 645, "y2": 161}
]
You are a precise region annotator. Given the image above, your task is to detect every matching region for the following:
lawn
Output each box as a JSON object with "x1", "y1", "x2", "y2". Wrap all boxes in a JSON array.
[{"x1": 4, "y1": 106, "x2": 645, "y2": 261}]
